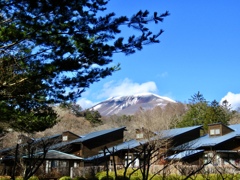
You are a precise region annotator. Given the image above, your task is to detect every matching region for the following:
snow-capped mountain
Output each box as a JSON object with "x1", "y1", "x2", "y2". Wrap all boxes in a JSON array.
[{"x1": 90, "y1": 93, "x2": 176, "y2": 116}]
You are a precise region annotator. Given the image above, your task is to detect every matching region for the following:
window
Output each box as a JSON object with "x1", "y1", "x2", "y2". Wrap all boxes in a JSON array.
[
  {"x1": 136, "y1": 133, "x2": 143, "y2": 139},
  {"x1": 125, "y1": 155, "x2": 132, "y2": 167},
  {"x1": 74, "y1": 162, "x2": 79, "y2": 167},
  {"x1": 203, "y1": 152, "x2": 213, "y2": 164},
  {"x1": 210, "y1": 128, "x2": 220, "y2": 135},
  {"x1": 210, "y1": 129, "x2": 215, "y2": 135},
  {"x1": 215, "y1": 129, "x2": 220, "y2": 135},
  {"x1": 60, "y1": 161, "x2": 68, "y2": 167},
  {"x1": 62, "y1": 135, "x2": 68, "y2": 141}
]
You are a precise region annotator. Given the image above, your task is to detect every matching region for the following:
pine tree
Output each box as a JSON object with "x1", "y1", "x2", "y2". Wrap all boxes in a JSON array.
[
  {"x1": 177, "y1": 92, "x2": 233, "y2": 132},
  {"x1": 0, "y1": 0, "x2": 169, "y2": 132}
]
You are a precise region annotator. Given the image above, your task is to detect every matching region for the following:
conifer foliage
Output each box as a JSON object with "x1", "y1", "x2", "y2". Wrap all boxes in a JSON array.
[
  {"x1": 0, "y1": 0, "x2": 169, "y2": 132},
  {"x1": 177, "y1": 92, "x2": 233, "y2": 131}
]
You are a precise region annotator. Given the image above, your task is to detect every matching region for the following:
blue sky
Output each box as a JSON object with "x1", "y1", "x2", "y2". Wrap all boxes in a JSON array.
[{"x1": 78, "y1": 0, "x2": 240, "y2": 110}]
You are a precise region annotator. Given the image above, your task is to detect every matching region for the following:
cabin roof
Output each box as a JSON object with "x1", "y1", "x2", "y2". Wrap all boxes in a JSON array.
[
  {"x1": 23, "y1": 150, "x2": 83, "y2": 160},
  {"x1": 174, "y1": 124, "x2": 240, "y2": 150},
  {"x1": 160, "y1": 125, "x2": 202, "y2": 139}
]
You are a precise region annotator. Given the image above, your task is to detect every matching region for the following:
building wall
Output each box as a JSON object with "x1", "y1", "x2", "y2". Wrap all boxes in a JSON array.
[
  {"x1": 62, "y1": 131, "x2": 79, "y2": 142},
  {"x1": 82, "y1": 139, "x2": 123, "y2": 158},
  {"x1": 81, "y1": 129, "x2": 124, "y2": 158},
  {"x1": 215, "y1": 138, "x2": 240, "y2": 151},
  {"x1": 171, "y1": 128, "x2": 201, "y2": 147},
  {"x1": 208, "y1": 123, "x2": 233, "y2": 136}
]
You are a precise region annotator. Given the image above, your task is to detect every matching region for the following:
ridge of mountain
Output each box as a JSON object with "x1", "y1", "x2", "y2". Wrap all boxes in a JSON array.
[{"x1": 90, "y1": 93, "x2": 176, "y2": 116}]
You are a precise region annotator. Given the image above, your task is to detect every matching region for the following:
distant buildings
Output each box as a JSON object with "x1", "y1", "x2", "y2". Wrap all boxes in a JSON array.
[{"x1": 1, "y1": 123, "x2": 240, "y2": 178}]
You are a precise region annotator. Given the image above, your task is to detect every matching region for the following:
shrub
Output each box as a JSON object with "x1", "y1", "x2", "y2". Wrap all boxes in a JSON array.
[
  {"x1": 0, "y1": 176, "x2": 11, "y2": 180},
  {"x1": 15, "y1": 177, "x2": 23, "y2": 180},
  {"x1": 59, "y1": 176, "x2": 72, "y2": 180},
  {"x1": 73, "y1": 177, "x2": 86, "y2": 180},
  {"x1": 96, "y1": 172, "x2": 115, "y2": 180},
  {"x1": 29, "y1": 176, "x2": 39, "y2": 180}
]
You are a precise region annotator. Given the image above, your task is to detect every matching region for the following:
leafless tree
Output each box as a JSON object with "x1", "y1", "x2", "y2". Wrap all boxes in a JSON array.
[
  {"x1": 5, "y1": 134, "x2": 62, "y2": 180},
  {"x1": 100, "y1": 129, "x2": 174, "y2": 180},
  {"x1": 131, "y1": 103, "x2": 186, "y2": 133},
  {"x1": 229, "y1": 109, "x2": 240, "y2": 125}
]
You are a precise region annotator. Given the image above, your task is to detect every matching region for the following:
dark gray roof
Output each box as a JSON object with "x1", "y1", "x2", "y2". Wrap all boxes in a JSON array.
[
  {"x1": 107, "y1": 139, "x2": 142, "y2": 152},
  {"x1": 23, "y1": 150, "x2": 83, "y2": 160},
  {"x1": 84, "y1": 152, "x2": 106, "y2": 161},
  {"x1": 166, "y1": 150, "x2": 204, "y2": 160},
  {"x1": 160, "y1": 125, "x2": 203, "y2": 139},
  {"x1": 75, "y1": 126, "x2": 126, "y2": 143}
]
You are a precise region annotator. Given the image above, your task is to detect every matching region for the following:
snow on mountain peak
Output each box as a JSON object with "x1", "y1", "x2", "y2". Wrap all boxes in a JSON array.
[
  {"x1": 107, "y1": 92, "x2": 175, "y2": 102},
  {"x1": 91, "y1": 93, "x2": 176, "y2": 116}
]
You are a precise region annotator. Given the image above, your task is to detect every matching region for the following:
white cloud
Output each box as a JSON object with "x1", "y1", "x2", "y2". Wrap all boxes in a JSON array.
[
  {"x1": 220, "y1": 92, "x2": 240, "y2": 110},
  {"x1": 77, "y1": 98, "x2": 95, "y2": 110},
  {"x1": 97, "y1": 78, "x2": 158, "y2": 99},
  {"x1": 77, "y1": 78, "x2": 159, "y2": 109}
]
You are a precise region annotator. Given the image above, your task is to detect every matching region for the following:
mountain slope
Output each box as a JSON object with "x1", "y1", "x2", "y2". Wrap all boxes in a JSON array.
[{"x1": 91, "y1": 93, "x2": 176, "y2": 116}]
